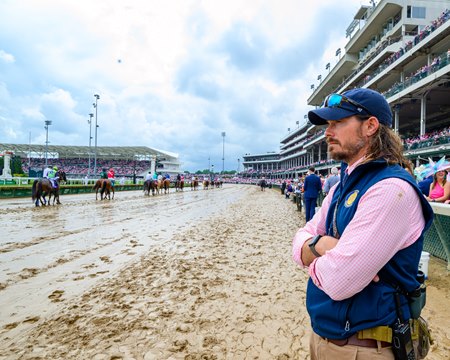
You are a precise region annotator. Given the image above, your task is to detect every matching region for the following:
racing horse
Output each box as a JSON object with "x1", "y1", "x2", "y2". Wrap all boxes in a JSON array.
[
  {"x1": 143, "y1": 179, "x2": 158, "y2": 196},
  {"x1": 93, "y1": 179, "x2": 115, "y2": 200},
  {"x1": 162, "y1": 178, "x2": 171, "y2": 194},
  {"x1": 31, "y1": 170, "x2": 67, "y2": 207},
  {"x1": 190, "y1": 178, "x2": 199, "y2": 191},
  {"x1": 175, "y1": 179, "x2": 184, "y2": 192},
  {"x1": 203, "y1": 179, "x2": 209, "y2": 190}
]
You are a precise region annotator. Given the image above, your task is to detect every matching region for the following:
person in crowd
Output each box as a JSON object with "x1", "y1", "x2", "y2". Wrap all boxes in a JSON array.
[
  {"x1": 322, "y1": 167, "x2": 340, "y2": 195},
  {"x1": 100, "y1": 168, "x2": 108, "y2": 180},
  {"x1": 418, "y1": 174, "x2": 433, "y2": 196},
  {"x1": 281, "y1": 180, "x2": 287, "y2": 195},
  {"x1": 84, "y1": 175, "x2": 89, "y2": 185},
  {"x1": 120, "y1": 177, "x2": 126, "y2": 185},
  {"x1": 426, "y1": 169, "x2": 450, "y2": 203},
  {"x1": 107, "y1": 168, "x2": 115, "y2": 186},
  {"x1": 292, "y1": 88, "x2": 433, "y2": 359},
  {"x1": 303, "y1": 167, "x2": 322, "y2": 221},
  {"x1": 285, "y1": 181, "x2": 293, "y2": 199}
]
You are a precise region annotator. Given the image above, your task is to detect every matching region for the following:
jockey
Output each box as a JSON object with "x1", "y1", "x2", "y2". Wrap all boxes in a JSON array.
[
  {"x1": 164, "y1": 173, "x2": 170, "y2": 179},
  {"x1": 100, "y1": 168, "x2": 108, "y2": 179},
  {"x1": 48, "y1": 166, "x2": 59, "y2": 188},
  {"x1": 157, "y1": 173, "x2": 163, "y2": 181},
  {"x1": 107, "y1": 168, "x2": 115, "y2": 186},
  {"x1": 145, "y1": 171, "x2": 152, "y2": 181},
  {"x1": 152, "y1": 171, "x2": 158, "y2": 180},
  {"x1": 43, "y1": 165, "x2": 52, "y2": 179},
  {"x1": 176, "y1": 174, "x2": 181, "y2": 181},
  {"x1": 180, "y1": 174, "x2": 185, "y2": 181}
]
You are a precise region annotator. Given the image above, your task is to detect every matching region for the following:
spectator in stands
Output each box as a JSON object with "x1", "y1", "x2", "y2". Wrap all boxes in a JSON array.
[
  {"x1": 426, "y1": 170, "x2": 450, "y2": 203},
  {"x1": 323, "y1": 167, "x2": 340, "y2": 195},
  {"x1": 292, "y1": 88, "x2": 433, "y2": 358},
  {"x1": 303, "y1": 167, "x2": 322, "y2": 222}
]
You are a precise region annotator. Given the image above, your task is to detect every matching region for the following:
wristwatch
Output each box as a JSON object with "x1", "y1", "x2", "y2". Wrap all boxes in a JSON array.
[{"x1": 309, "y1": 235, "x2": 322, "y2": 257}]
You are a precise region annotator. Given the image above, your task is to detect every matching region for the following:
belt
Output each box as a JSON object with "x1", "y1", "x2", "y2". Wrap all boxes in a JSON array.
[{"x1": 324, "y1": 333, "x2": 391, "y2": 348}]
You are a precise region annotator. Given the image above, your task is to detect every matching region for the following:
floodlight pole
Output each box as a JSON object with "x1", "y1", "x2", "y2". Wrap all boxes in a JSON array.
[
  {"x1": 93, "y1": 94, "x2": 100, "y2": 176},
  {"x1": 44, "y1": 120, "x2": 52, "y2": 167},
  {"x1": 88, "y1": 113, "x2": 94, "y2": 177},
  {"x1": 221, "y1": 131, "x2": 226, "y2": 174}
]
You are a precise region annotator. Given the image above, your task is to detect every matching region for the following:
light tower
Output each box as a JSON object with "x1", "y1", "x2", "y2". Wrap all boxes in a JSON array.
[
  {"x1": 88, "y1": 113, "x2": 94, "y2": 176},
  {"x1": 93, "y1": 94, "x2": 100, "y2": 176},
  {"x1": 44, "y1": 120, "x2": 52, "y2": 167},
  {"x1": 221, "y1": 131, "x2": 226, "y2": 174}
]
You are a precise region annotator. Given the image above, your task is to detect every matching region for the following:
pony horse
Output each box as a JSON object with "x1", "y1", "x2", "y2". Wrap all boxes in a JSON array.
[
  {"x1": 143, "y1": 179, "x2": 158, "y2": 196},
  {"x1": 93, "y1": 179, "x2": 115, "y2": 200},
  {"x1": 175, "y1": 179, "x2": 184, "y2": 192},
  {"x1": 31, "y1": 170, "x2": 67, "y2": 207},
  {"x1": 191, "y1": 178, "x2": 199, "y2": 191}
]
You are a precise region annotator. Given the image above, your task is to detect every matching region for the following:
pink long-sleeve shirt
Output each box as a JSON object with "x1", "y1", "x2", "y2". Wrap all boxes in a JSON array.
[{"x1": 292, "y1": 160, "x2": 426, "y2": 301}]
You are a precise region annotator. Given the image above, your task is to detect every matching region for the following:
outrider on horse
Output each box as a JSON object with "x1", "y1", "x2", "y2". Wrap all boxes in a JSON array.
[
  {"x1": 93, "y1": 179, "x2": 115, "y2": 200},
  {"x1": 32, "y1": 170, "x2": 67, "y2": 207}
]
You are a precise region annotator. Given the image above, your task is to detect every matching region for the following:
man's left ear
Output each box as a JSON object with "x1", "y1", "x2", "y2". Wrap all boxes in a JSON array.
[{"x1": 366, "y1": 116, "x2": 380, "y2": 136}]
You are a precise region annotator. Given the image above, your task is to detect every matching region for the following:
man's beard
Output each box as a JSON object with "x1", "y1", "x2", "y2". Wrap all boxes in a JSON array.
[{"x1": 327, "y1": 132, "x2": 366, "y2": 163}]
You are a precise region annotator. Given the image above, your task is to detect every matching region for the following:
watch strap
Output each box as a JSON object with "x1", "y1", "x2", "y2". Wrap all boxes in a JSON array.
[{"x1": 309, "y1": 235, "x2": 322, "y2": 257}]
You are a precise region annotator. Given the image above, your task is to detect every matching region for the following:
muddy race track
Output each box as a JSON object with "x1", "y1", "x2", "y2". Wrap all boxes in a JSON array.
[{"x1": 0, "y1": 184, "x2": 449, "y2": 360}]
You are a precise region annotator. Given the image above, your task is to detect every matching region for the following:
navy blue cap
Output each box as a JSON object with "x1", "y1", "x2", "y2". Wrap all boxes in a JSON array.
[{"x1": 308, "y1": 88, "x2": 392, "y2": 127}]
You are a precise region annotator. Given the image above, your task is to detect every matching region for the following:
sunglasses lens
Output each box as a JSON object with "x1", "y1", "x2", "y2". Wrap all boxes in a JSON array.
[{"x1": 326, "y1": 94, "x2": 342, "y2": 107}]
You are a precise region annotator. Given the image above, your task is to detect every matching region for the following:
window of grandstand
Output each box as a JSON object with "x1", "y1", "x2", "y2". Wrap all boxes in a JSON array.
[{"x1": 407, "y1": 6, "x2": 426, "y2": 19}]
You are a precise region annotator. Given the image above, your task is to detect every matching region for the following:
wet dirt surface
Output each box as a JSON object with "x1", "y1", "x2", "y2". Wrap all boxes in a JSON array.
[
  {"x1": 0, "y1": 186, "x2": 243, "y2": 340},
  {"x1": 0, "y1": 185, "x2": 448, "y2": 359}
]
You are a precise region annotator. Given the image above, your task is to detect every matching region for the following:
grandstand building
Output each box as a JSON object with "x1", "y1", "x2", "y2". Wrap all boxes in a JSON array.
[
  {"x1": 0, "y1": 143, "x2": 182, "y2": 178},
  {"x1": 242, "y1": 0, "x2": 450, "y2": 179},
  {"x1": 242, "y1": 152, "x2": 281, "y2": 176}
]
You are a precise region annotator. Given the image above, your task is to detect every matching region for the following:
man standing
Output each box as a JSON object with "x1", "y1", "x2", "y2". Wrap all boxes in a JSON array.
[
  {"x1": 292, "y1": 88, "x2": 433, "y2": 359},
  {"x1": 303, "y1": 167, "x2": 322, "y2": 222},
  {"x1": 323, "y1": 166, "x2": 340, "y2": 195}
]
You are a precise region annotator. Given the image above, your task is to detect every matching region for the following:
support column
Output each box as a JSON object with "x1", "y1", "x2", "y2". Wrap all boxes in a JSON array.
[
  {"x1": 420, "y1": 94, "x2": 427, "y2": 136},
  {"x1": 150, "y1": 155, "x2": 156, "y2": 174},
  {"x1": 394, "y1": 108, "x2": 400, "y2": 134}
]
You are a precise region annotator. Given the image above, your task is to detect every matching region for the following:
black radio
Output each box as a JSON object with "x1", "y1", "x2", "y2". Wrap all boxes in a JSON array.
[{"x1": 392, "y1": 321, "x2": 415, "y2": 360}]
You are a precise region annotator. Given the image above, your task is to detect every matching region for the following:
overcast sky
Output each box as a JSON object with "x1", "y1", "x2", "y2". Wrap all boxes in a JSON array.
[{"x1": 0, "y1": 0, "x2": 368, "y2": 172}]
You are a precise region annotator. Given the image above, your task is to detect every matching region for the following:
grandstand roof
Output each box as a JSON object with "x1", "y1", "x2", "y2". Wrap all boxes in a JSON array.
[{"x1": 0, "y1": 143, "x2": 179, "y2": 161}]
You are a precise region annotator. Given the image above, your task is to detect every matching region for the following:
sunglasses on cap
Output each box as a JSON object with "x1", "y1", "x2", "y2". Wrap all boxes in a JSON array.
[{"x1": 324, "y1": 93, "x2": 371, "y2": 115}]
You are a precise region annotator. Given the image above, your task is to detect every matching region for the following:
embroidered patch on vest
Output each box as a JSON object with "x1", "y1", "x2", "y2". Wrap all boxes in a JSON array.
[{"x1": 344, "y1": 190, "x2": 359, "y2": 208}]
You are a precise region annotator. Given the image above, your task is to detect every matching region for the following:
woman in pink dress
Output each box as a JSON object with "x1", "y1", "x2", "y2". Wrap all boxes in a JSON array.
[{"x1": 426, "y1": 170, "x2": 450, "y2": 203}]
